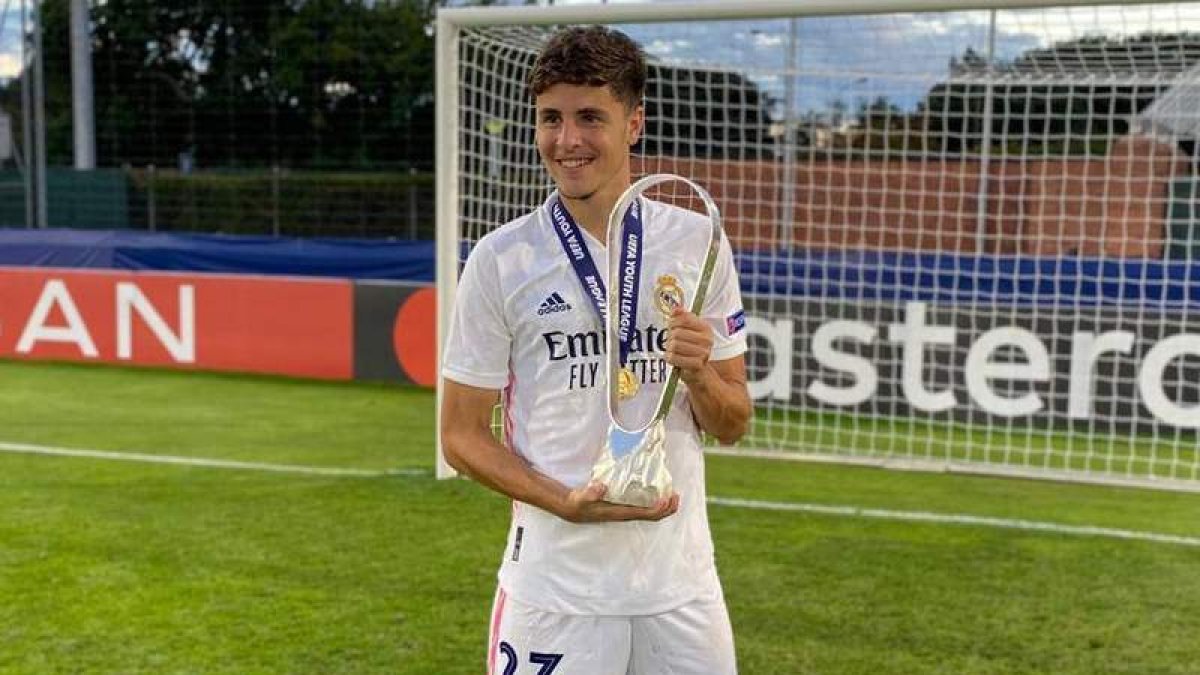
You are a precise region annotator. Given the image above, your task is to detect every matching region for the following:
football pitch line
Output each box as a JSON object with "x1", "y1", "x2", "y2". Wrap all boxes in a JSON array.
[
  {"x1": 707, "y1": 496, "x2": 1200, "y2": 548},
  {"x1": 0, "y1": 440, "x2": 428, "y2": 478},
  {"x1": 3, "y1": 439, "x2": 1198, "y2": 548}
]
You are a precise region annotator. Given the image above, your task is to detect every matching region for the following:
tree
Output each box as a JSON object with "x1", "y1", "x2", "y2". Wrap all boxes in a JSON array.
[
  {"x1": 859, "y1": 95, "x2": 900, "y2": 129},
  {"x1": 6, "y1": 0, "x2": 439, "y2": 169},
  {"x1": 641, "y1": 64, "x2": 775, "y2": 160},
  {"x1": 920, "y1": 31, "x2": 1200, "y2": 155},
  {"x1": 456, "y1": 27, "x2": 776, "y2": 164},
  {"x1": 7, "y1": 2, "x2": 774, "y2": 170}
]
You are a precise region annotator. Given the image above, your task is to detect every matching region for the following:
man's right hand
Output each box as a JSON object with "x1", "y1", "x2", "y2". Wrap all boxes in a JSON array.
[
  {"x1": 441, "y1": 381, "x2": 680, "y2": 525},
  {"x1": 560, "y1": 482, "x2": 680, "y2": 523}
]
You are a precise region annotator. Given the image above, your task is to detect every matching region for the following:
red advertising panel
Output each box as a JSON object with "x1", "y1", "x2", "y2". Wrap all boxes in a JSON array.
[
  {"x1": 392, "y1": 286, "x2": 437, "y2": 386},
  {"x1": 352, "y1": 281, "x2": 436, "y2": 386},
  {"x1": 0, "y1": 268, "x2": 353, "y2": 380}
]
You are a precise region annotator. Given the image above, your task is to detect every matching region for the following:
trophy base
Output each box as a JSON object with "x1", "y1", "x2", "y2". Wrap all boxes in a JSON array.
[{"x1": 590, "y1": 421, "x2": 673, "y2": 508}]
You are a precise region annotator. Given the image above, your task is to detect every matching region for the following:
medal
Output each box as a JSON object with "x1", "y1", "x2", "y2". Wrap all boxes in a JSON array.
[
  {"x1": 617, "y1": 367, "x2": 639, "y2": 400},
  {"x1": 654, "y1": 274, "x2": 684, "y2": 318},
  {"x1": 549, "y1": 195, "x2": 645, "y2": 404}
]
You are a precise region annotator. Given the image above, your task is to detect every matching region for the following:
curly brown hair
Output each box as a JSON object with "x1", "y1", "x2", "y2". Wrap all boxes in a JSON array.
[{"x1": 528, "y1": 26, "x2": 646, "y2": 109}]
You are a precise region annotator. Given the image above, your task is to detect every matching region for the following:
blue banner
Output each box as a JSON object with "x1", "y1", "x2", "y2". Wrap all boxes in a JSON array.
[
  {"x1": 0, "y1": 228, "x2": 434, "y2": 281},
  {"x1": 737, "y1": 249, "x2": 1200, "y2": 309},
  {"x1": 6, "y1": 229, "x2": 1200, "y2": 309}
]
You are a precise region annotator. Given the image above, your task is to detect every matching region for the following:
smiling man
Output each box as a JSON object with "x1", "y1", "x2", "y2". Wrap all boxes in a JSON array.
[{"x1": 439, "y1": 26, "x2": 751, "y2": 675}]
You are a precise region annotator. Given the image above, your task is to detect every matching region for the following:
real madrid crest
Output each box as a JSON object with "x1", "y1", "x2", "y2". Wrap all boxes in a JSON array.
[{"x1": 654, "y1": 274, "x2": 685, "y2": 318}]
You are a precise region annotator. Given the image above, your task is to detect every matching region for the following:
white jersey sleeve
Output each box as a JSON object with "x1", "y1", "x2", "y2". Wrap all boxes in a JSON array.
[
  {"x1": 441, "y1": 237, "x2": 512, "y2": 390},
  {"x1": 701, "y1": 231, "x2": 748, "y2": 362}
]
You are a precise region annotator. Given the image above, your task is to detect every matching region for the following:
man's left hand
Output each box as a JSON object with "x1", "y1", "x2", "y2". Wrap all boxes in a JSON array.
[{"x1": 664, "y1": 306, "x2": 713, "y2": 383}]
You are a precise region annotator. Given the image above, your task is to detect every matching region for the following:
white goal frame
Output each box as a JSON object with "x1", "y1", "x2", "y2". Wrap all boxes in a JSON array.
[{"x1": 434, "y1": 0, "x2": 1198, "y2": 492}]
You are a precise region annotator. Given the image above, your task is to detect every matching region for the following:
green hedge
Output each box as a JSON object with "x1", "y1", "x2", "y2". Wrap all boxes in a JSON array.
[
  {"x1": 0, "y1": 169, "x2": 131, "y2": 230},
  {"x1": 126, "y1": 169, "x2": 436, "y2": 239}
]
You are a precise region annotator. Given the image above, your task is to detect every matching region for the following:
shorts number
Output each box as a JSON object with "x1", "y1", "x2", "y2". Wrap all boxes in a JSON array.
[
  {"x1": 498, "y1": 642, "x2": 518, "y2": 675},
  {"x1": 530, "y1": 651, "x2": 563, "y2": 674},
  {"x1": 497, "y1": 642, "x2": 563, "y2": 674}
]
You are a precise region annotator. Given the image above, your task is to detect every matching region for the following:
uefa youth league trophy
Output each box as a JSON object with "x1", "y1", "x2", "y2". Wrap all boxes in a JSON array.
[{"x1": 589, "y1": 174, "x2": 723, "y2": 507}]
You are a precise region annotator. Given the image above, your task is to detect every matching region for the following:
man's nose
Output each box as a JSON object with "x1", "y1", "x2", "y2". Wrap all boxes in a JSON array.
[{"x1": 556, "y1": 119, "x2": 583, "y2": 147}]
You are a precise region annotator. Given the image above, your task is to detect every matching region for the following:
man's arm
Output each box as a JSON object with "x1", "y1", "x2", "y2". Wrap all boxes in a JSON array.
[
  {"x1": 664, "y1": 307, "x2": 752, "y2": 445},
  {"x1": 440, "y1": 379, "x2": 680, "y2": 522}
]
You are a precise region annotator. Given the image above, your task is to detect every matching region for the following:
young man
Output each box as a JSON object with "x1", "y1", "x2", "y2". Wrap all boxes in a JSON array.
[{"x1": 440, "y1": 26, "x2": 752, "y2": 675}]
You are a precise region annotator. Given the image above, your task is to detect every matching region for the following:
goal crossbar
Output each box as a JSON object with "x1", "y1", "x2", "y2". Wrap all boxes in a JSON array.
[{"x1": 438, "y1": 0, "x2": 1171, "y2": 27}]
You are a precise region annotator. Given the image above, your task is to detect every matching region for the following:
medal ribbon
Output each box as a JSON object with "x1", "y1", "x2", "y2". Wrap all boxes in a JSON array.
[{"x1": 548, "y1": 196, "x2": 643, "y2": 369}]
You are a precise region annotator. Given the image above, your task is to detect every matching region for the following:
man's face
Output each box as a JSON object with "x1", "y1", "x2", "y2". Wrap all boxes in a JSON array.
[{"x1": 535, "y1": 83, "x2": 644, "y2": 203}]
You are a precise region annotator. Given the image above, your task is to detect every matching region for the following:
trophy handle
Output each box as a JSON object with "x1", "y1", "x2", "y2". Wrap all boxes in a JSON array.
[{"x1": 604, "y1": 173, "x2": 723, "y2": 438}]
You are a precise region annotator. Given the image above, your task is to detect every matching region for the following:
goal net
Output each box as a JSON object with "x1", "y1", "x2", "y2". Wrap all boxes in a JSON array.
[{"x1": 436, "y1": 1, "x2": 1200, "y2": 491}]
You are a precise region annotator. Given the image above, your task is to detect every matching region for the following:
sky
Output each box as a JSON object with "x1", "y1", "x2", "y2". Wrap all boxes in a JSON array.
[
  {"x1": 0, "y1": 0, "x2": 21, "y2": 81},
  {"x1": 442, "y1": 0, "x2": 1200, "y2": 117},
  {"x1": 3, "y1": 0, "x2": 1199, "y2": 113}
]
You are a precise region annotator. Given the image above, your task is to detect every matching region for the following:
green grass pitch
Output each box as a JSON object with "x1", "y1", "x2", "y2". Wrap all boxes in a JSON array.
[{"x1": 1, "y1": 360, "x2": 1198, "y2": 674}]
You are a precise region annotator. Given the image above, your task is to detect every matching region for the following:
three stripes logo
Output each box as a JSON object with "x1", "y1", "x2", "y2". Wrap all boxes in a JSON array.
[{"x1": 537, "y1": 292, "x2": 573, "y2": 316}]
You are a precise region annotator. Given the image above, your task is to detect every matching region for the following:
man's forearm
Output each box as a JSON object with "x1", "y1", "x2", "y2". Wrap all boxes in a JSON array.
[
  {"x1": 663, "y1": 308, "x2": 752, "y2": 445},
  {"x1": 682, "y1": 365, "x2": 751, "y2": 445},
  {"x1": 444, "y1": 429, "x2": 572, "y2": 516}
]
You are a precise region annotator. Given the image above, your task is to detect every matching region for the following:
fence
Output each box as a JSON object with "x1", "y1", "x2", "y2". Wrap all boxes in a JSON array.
[{"x1": 1, "y1": 0, "x2": 439, "y2": 239}]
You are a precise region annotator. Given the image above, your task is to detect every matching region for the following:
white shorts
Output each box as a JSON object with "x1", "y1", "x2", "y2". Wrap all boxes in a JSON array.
[{"x1": 485, "y1": 585, "x2": 737, "y2": 675}]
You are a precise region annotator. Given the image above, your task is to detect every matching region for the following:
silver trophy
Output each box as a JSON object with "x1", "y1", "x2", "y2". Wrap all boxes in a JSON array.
[{"x1": 589, "y1": 174, "x2": 723, "y2": 507}]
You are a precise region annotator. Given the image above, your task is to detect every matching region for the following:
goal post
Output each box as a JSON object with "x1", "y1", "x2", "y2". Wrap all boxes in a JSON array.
[{"x1": 435, "y1": 0, "x2": 1200, "y2": 491}]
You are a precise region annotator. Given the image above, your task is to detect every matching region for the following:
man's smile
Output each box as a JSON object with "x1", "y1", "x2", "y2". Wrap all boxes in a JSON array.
[{"x1": 556, "y1": 157, "x2": 595, "y2": 169}]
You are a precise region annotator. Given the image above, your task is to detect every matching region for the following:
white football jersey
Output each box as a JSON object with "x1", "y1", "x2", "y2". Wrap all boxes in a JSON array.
[{"x1": 442, "y1": 192, "x2": 748, "y2": 616}]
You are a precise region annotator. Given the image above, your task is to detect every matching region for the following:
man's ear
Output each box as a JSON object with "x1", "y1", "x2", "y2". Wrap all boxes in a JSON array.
[{"x1": 627, "y1": 104, "x2": 645, "y2": 146}]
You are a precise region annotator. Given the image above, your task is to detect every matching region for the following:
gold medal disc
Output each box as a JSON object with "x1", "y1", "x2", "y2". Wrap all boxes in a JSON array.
[{"x1": 617, "y1": 367, "x2": 639, "y2": 400}]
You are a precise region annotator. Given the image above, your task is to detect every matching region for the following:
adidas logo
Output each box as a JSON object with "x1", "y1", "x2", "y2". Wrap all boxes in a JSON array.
[{"x1": 537, "y1": 292, "x2": 573, "y2": 316}]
